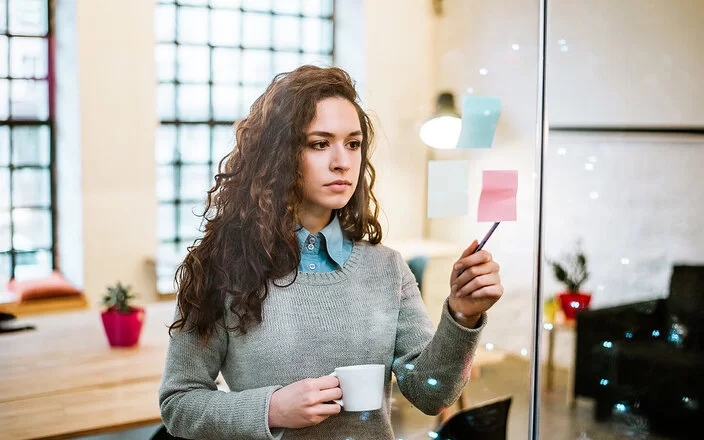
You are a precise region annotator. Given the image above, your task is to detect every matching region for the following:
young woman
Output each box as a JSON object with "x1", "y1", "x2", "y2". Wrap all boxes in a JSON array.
[{"x1": 159, "y1": 65, "x2": 504, "y2": 440}]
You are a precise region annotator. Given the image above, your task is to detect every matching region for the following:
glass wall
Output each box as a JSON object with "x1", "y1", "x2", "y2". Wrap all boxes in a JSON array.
[{"x1": 540, "y1": 1, "x2": 704, "y2": 438}]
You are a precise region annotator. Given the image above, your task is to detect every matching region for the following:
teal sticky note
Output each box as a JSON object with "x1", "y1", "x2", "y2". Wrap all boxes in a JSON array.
[{"x1": 456, "y1": 96, "x2": 501, "y2": 149}]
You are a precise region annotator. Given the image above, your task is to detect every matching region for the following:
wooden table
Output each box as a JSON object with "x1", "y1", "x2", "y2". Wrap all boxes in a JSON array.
[{"x1": 0, "y1": 301, "x2": 176, "y2": 439}]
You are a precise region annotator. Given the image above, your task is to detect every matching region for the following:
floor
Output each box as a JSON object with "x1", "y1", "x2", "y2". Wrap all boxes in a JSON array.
[{"x1": 81, "y1": 355, "x2": 678, "y2": 440}]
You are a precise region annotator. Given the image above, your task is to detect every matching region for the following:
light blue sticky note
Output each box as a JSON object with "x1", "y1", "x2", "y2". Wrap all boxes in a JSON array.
[
  {"x1": 456, "y1": 96, "x2": 501, "y2": 149},
  {"x1": 427, "y1": 160, "x2": 469, "y2": 218}
]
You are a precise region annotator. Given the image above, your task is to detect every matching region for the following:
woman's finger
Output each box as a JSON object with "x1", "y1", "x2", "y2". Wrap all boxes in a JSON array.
[
  {"x1": 454, "y1": 273, "x2": 501, "y2": 297},
  {"x1": 451, "y1": 261, "x2": 499, "y2": 291},
  {"x1": 450, "y1": 240, "x2": 478, "y2": 283},
  {"x1": 456, "y1": 283, "x2": 504, "y2": 300}
]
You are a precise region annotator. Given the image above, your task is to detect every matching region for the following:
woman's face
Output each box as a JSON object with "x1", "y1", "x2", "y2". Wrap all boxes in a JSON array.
[{"x1": 300, "y1": 97, "x2": 363, "y2": 220}]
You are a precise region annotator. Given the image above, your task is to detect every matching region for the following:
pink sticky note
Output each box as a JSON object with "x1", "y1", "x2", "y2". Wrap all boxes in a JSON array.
[{"x1": 478, "y1": 170, "x2": 518, "y2": 222}]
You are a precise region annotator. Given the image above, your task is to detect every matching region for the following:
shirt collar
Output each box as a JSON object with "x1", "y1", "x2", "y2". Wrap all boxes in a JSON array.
[{"x1": 295, "y1": 215, "x2": 347, "y2": 268}]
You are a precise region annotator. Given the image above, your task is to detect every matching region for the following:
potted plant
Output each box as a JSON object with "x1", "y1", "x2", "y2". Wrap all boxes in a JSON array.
[
  {"x1": 549, "y1": 243, "x2": 591, "y2": 320},
  {"x1": 101, "y1": 282, "x2": 145, "y2": 347}
]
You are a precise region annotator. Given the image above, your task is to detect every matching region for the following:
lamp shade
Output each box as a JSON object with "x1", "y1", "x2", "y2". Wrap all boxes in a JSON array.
[{"x1": 419, "y1": 92, "x2": 461, "y2": 149}]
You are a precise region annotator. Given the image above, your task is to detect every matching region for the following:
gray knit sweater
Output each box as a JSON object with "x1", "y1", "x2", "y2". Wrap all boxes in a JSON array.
[{"x1": 159, "y1": 240, "x2": 485, "y2": 439}]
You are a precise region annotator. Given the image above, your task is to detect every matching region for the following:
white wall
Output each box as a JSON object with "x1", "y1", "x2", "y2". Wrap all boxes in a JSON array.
[
  {"x1": 548, "y1": 0, "x2": 704, "y2": 127},
  {"x1": 71, "y1": 0, "x2": 158, "y2": 305}
]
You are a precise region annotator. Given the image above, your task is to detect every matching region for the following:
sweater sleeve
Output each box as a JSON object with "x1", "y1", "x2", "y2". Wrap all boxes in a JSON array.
[
  {"x1": 158, "y1": 307, "x2": 284, "y2": 440},
  {"x1": 391, "y1": 252, "x2": 486, "y2": 416}
]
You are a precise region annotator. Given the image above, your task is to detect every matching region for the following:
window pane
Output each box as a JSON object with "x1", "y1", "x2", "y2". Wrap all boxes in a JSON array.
[
  {"x1": 210, "y1": 9, "x2": 241, "y2": 46},
  {"x1": 180, "y1": 0, "x2": 208, "y2": 5},
  {"x1": 155, "y1": 44, "x2": 176, "y2": 82},
  {"x1": 8, "y1": 0, "x2": 47, "y2": 36},
  {"x1": 242, "y1": 13, "x2": 271, "y2": 49},
  {"x1": 180, "y1": 165, "x2": 211, "y2": 200},
  {"x1": 0, "y1": 212, "x2": 8, "y2": 251},
  {"x1": 242, "y1": 0, "x2": 271, "y2": 12},
  {"x1": 177, "y1": 6, "x2": 209, "y2": 44},
  {"x1": 12, "y1": 208, "x2": 51, "y2": 251},
  {"x1": 156, "y1": 125, "x2": 177, "y2": 165},
  {"x1": 156, "y1": 83, "x2": 175, "y2": 120},
  {"x1": 179, "y1": 203, "x2": 206, "y2": 239},
  {"x1": 212, "y1": 85, "x2": 239, "y2": 120},
  {"x1": 0, "y1": 36, "x2": 7, "y2": 77},
  {"x1": 301, "y1": 0, "x2": 333, "y2": 17},
  {"x1": 242, "y1": 50, "x2": 271, "y2": 84},
  {"x1": 14, "y1": 249, "x2": 52, "y2": 281},
  {"x1": 212, "y1": 47, "x2": 241, "y2": 84},
  {"x1": 241, "y1": 85, "x2": 264, "y2": 116},
  {"x1": 157, "y1": 203, "x2": 176, "y2": 240},
  {"x1": 157, "y1": 242, "x2": 183, "y2": 293},
  {"x1": 11, "y1": 79, "x2": 49, "y2": 120},
  {"x1": 177, "y1": 84, "x2": 210, "y2": 121},
  {"x1": 12, "y1": 169, "x2": 50, "y2": 207},
  {"x1": 10, "y1": 37, "x2": 47, "y2": 79},
  {"x1": 0, "y1": 80, "x2": 7, "y2": 119},
  {"x1": 212, "y1": 125, "x2": 235, "y2": 166},
  {"x1": 155, "y1": 4, "x2": 176, "y2": 42},
  {"x1": 273, "y1": 16, "x2": 301, "y2": 51},
  {"x1": 177, "y1": 45, "x2": 210, "y2": 83},
  {"x1": 302, "y1": 17, "x2": 332, "y2": 53},
  {"x1": 300, "y1": 53, "x2": 332, "y2": 67},
  {"x1": 0, "y1": 169, "x2": 8, "y2": 208},
  {"x1": 210, "y1": 0, "x2": 241, "y2": 8},
  {"x1": 12, "y1": 125, "x2": 50, "y2": 166},
  {"x1": 0, "y1": 253, "x2": 9, "y2": 285},
  {"x1": 178, "y1": 124, "x2": 210, "y2": 164},
  {"x1": 0, "y1": 1, "x2": 5, "y2": 34},
  {"x1": 273, "y1": 52, "x2": 300, "y2": 76},
  {"x1": 272, "y1": 0, "x2": 301, "y2": 15},
  {"x1": 0, "y1": 126, "x2": 9, "y2": 165},
  {"x1": 156, "y1": 165, "x2": 175, "y2": 202}
]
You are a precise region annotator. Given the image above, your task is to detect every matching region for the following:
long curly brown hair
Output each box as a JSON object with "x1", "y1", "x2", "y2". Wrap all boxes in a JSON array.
[{"x1": 169, "y1": 65, "x2": 383, "y2": 343}]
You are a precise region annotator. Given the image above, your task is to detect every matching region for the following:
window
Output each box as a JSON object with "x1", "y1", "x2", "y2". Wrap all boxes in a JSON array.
[
  {"x1": 154, "y1": 0, "x2": 334, "y2": 293},
  {"x1": 0, "y1": 0, "x2": 55, "y2": 284}
]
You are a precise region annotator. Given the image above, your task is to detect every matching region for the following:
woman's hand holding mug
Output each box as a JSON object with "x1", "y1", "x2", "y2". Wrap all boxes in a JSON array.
[{"x1": 268, "y1": 376, "x2": 343, "y2": 429}]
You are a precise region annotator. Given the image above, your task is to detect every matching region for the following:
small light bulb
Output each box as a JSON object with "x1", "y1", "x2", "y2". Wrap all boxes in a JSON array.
[{"x1": 479, "y1": 68, "x2": 488, "y2": 75}]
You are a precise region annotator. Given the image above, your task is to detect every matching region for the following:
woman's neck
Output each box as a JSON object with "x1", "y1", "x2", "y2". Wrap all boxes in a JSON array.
[{"x1": 298, "y1": 209, "x2": 334, "y2": 235}]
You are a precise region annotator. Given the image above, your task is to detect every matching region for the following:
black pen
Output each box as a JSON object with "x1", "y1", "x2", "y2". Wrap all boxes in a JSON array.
[{"x1": 458, "y1": 221, "x2": 500, "y2": 275}]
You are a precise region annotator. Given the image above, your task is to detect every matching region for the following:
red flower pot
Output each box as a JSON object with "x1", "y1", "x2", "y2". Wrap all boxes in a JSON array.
[
  {"x1": 557, "y1": 292, "x2": 591, "y2": 320},
  {"x1": 101, "y1": 306, "x2": 145, "y2": 347}
]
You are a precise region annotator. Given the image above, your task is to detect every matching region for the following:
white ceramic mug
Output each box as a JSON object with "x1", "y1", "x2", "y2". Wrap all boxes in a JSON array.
[{"x1": 328, "y1": 364, "x2": 385, "y2": 412}]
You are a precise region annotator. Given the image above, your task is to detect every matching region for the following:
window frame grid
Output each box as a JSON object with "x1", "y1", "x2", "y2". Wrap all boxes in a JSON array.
[
  {"x1": 156, "y1": 1, "x2": 335, "y2": 292},
  {"x1": 0, "y1": 0, "x2": 57, "y2": 280}
]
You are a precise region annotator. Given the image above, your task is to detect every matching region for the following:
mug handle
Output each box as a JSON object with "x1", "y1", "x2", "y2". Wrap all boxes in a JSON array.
[{"x1": 327, "y1": 372, "x2": 344, "y2": 407}]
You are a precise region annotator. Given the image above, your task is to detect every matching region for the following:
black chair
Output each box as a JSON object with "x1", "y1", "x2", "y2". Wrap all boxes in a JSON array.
[
  {"x1": 575, "y1": 265, "x2": 704, "y2": 437},
  {"x1": 435, "y1": 396, "x2": 512, "y2": 440},
  {"x1": 150, "y1": 425, "x2": 187, "y2": 440}
]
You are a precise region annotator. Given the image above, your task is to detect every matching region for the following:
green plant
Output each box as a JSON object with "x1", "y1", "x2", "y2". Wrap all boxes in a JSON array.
[
  {"x1": 549, "y1": 243, "x2": 589, "y2": 293},
  {"x1": 102, "y1": 281, "x2": 137, "y2": 313}
]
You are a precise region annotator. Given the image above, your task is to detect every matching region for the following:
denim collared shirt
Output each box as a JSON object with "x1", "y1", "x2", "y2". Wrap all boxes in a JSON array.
[{"x1": 296, "y1": 215, "x2": 354, "y2": 272}]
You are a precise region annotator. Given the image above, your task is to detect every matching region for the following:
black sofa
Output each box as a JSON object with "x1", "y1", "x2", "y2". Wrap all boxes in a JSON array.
[{"x1": 574, "y1": 265, "x2": 704, "y2": 437}]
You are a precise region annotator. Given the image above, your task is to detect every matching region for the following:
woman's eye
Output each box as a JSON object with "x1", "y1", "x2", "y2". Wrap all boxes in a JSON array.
[
  {"x1": 349, "y1": 141, "x2": 362, "y2": 149},
  {"x1": 311, "y1": 141, "x2": 328, "y2": 149}
]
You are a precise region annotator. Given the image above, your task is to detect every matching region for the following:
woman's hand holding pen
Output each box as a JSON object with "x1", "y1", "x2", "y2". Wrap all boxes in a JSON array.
[
  {"x1": 268, "y1": 375, "x2": 343, "y2": 429},
  {"x1": 447, "y1": 239, "x2": 504, "y2": 328}
]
